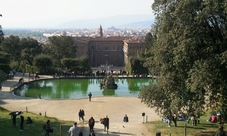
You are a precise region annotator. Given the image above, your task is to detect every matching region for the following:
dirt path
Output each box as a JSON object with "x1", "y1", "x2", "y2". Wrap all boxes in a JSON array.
[{"x1": 0, "y1": 92, "x2": 160, "y2": 136}]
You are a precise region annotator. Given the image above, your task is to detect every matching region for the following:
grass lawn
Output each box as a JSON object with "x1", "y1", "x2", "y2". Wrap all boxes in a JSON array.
[
  {"x1": 146, "y1": 114, "x2": 223, "y2": 136},
  {"x1": 0, "y1": 107, "x2": 75, "y2": 136}
]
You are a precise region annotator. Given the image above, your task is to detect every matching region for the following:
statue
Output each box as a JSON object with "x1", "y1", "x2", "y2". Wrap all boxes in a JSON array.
[{"x1": 100, "y1": 74, "x2": 118, "y2": 89}]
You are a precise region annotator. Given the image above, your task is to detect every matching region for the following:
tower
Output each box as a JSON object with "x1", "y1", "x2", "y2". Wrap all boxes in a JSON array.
[{"x1": 100, "y1": 25, "x2": 103, "y2": 37}]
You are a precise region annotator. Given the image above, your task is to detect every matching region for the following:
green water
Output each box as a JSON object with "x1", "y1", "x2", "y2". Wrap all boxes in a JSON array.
[{"x1": 14, "y1": 78, "x2": 155, "y2": 99}]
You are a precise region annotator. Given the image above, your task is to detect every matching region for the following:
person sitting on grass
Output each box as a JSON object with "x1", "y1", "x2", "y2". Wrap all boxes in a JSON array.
[{"x1": 26, "y1": 117, "x2": 32, "y2": 124}]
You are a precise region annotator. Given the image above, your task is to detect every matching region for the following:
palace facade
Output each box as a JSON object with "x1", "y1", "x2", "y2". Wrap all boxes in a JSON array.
[{"x1": 75, "y1": 26, "x2": 146, "y2": 67}]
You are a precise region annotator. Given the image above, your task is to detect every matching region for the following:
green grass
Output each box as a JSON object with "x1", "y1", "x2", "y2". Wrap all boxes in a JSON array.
[
  {"x1": 146, "y1": 114, "x2": 222, "y2": 136},
  {"x1": 0, "y1": 107, "x2": 75, "y2": 136}
]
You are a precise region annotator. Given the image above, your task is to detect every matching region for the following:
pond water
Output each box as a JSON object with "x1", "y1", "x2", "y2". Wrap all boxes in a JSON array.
[{"x1": 14, "y1": 78, "x2": 156, "y2": 99}]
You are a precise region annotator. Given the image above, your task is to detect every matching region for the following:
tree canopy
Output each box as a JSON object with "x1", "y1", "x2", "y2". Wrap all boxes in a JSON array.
[{"x1": 140, "y1": 0, "x2": 227, "y2": 118}]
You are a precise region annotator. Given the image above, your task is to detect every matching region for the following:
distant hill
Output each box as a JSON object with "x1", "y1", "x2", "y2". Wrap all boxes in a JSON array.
[
  {"x1": 59, "y1": 14, "x2": 155, "y2": 28},
  {"x1": 116, "y1": 20, "x2": 153, "y2": 28}
]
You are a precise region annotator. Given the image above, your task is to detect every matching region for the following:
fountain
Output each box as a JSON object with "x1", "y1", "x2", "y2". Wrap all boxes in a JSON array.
[{"x1": 100, "y1": 74, "x2": 118, "y2": 89}]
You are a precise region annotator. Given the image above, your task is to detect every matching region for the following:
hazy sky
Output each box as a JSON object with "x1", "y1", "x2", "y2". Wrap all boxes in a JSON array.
[{"x1": 0, "y1": 0, "x2": 154, "y2": 28}]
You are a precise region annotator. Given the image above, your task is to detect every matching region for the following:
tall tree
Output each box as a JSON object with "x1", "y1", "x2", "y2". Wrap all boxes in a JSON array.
[
  {"x1": 140, "y1": 0, "x2": 227, "y2": 118},
  {"x1": 47, "y1": 36, "x2": 77, "y2": 68},
  {"x1": 1, "y1": 35, "x2": 23, "y2": 69},
  {"x1": 21, "y1": 37, "x2": 42, "y2": 66}
]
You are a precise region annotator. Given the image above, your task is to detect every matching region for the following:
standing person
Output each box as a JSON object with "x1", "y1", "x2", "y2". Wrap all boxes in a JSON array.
[
  {"x1": 103, "y1": 115, "x2": 109, "y2": 133},
  {"x1": 11, "y1": 114, "x2": 16, "y2": 127},
  {"x1": 216, "y1": 126, "x2": 226, "y2": 136},
  {"x1": 88, "y1": 117, "x2": 95, "y2": 131},
  {"x1": 45, "y1": 120, "x2": 51, "y2": 136},
  {"x1": 88, "y1": 92, "x2": 92, "y2": 102},
  {"x1": 19, "y1": 115, "x2": 24, "y2": 131},
  {"x1": 89, "y1": 129, "x2": 96, "y2": 136},
  {"x1": 81, "y1": 109, "x2": 85, "y2": 122},
  {"x1": 173, "y1": 114, "x2": 177, "y2": 127},
  {"x1": 68, "y1": 122, "x2": 79, "y2": 136},
  {"x1": 78, "y1": 109, "x2": 82, "y2": 121},
  {"x1": 123, "y1": 114, "x2": 129, "y2": 127}
]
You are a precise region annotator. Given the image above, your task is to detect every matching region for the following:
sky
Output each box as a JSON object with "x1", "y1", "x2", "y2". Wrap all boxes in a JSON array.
[{"x1": 0, "y1": 0, "x2": 154, "y2": 28}]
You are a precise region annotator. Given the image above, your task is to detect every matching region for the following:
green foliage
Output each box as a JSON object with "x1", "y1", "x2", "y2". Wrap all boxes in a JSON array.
[
  {"x1": 61, "y1": 58, "x2": 78, "y2": 71},
  {"x1": 47, "y1": 36, "x2": 77, "y2": 68},
  {"x1": 0, "y1": 73, "x2": 5, "y2": 83},
  {"x1": 1, "y1": 36, "x2": 43, "y2": 71},
  {"x1": 25, "y1": 65, "x2": 38, "y2": 74},
  {"x1": 33, "y1": 54, "x2": 53, "y2": 74},
  {"x1": 0, "y1": 51, "x2": 10, "y2": 64},
  {"x1": 130, "y1": 57, "x2": 149, "y2": 75},
  {"x1": 1, "y1": 35, "x2": 22, "y2": 67},
  {"x1": 71, "y1": 57, "x2": 91, "y2": 73},
  {"x1": 20, "y1": 37, "x2": 42, "y2": 66},
  {"x1": 0, "y1": 64, "x2": 11, "y2": 73},
  {"x1": 140, "y1": 0, "x2": 227, "y2": 118},
  {"x1": 9, "y1": 60, "x2": 19, "y2": 71}
]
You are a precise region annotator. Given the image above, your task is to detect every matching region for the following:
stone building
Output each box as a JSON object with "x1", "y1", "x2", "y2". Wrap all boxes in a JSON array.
[{"x1": 75, "y1": 26, "x2": 146, "y2": 67}]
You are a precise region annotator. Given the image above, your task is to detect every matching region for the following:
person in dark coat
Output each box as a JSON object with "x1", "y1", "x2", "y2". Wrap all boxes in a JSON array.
[
  {"x1": 123, "y1": 114, "x2": 129, "y2": 127},
  {"x1": 103, "y1": 115, "x2": 109, "y2": 133},
  {"x1": 78, "y1": 109, "x2": 82, "y2": 121},
  {"x1": 45, "y1": 120, "x2": 51, "y2": 136},
  {"x1": 88, "y1": 92, "x2": 92, "y2": 102},
  {"x1": 20, "y1": 115, "x2": 24, "y2": 131},
  {"x1": 26, "y1": 117, "x2": 32, "y2": 124},
  {"x1": 11, "y1": 114, "x2": 16, "y2": 127},
  {"x1": 123, "y1": 114, "x2": 129, "y2": 123},
  {"x1": 88, "y1": 117, "x2": 95, "y2": 131}
]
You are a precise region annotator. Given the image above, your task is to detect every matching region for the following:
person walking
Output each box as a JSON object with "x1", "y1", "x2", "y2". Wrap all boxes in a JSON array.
[
  {"x1": 123, "y1": 114, "x2": 129, "y2": 127},
  {"x1": 19, "y1": 115, "x2": 24, "y2": 131},
  {"x1": 45, "y1": 120, "x2": 51, "y2": 136},
  {"x1": 88, "y1": 117, "x2": 95, "y2": 131},
  {"x1": 81, "y1": 109, "x2": 85, "y2": 122},
  {"x1": 103, "y1": 115, "x2": 109, "y2": 133},
  {"x1": 78, "y1": 109, "x2": 83, "y2": 121},
  {"x1": 88, "y1": 92, "x2": 92, "y2": 102},
  {"x1": 68, "y1": 122, "x2": 80, "y2": 136},
  {"x1": 216, "y1": 126, "x2": 226, "y2": 136},
  {"x1": 11, "y1": 114, "x2": 16, "y2": 127}
]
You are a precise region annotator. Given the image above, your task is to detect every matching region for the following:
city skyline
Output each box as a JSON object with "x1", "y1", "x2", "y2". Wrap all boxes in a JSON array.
[{"x1": 0, "y1": 0, "x2": 154, "y2": 29}]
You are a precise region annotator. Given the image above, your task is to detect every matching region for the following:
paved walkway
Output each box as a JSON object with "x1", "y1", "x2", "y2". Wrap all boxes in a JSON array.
[{"x1": 0, "y1": 73, "x2": 160, "y2": 136}]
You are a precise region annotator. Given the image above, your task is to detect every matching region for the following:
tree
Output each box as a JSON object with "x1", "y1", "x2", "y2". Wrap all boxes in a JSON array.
[
  {"x1": 33, "y1": 54, "x2": 53, "y2": 74},
  {"x1": 47, "y1": 36, "x2": 77, "y2": 68},
  {"x1": 129, "y1": 58, "x2": 148, "y2": 75},
  {"x1": 20, "y1": 37, "x2": 42, "y2": 66},
  {"x1": 61, "y1": 58, "x2": 78, "y2": 71},
  {"x1": 140, "y1": 0, "x2": 227, "y2": 118},
  {"x1": 1, "y1": 35, "x2": 23, "y2": 69}
]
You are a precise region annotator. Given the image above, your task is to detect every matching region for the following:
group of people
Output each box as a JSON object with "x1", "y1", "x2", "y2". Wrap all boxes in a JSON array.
[
  {"x1": 78, "y1": 109, "x2": 85, "y2": 122},
  {"x1": 68, "y1": 114, "x2": 129, "y2": 136},
  {"x1": 11, "y1": 113, "x2": 32, "y2": 132},
  {"x1": 67, "y1": 115, "x2": 110, "y2": 136}
]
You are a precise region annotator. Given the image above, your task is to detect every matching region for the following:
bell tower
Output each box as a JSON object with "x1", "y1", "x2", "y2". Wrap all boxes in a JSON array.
[{"x1": 100, "y1": 25, "x2": 103, "y2": 37}]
